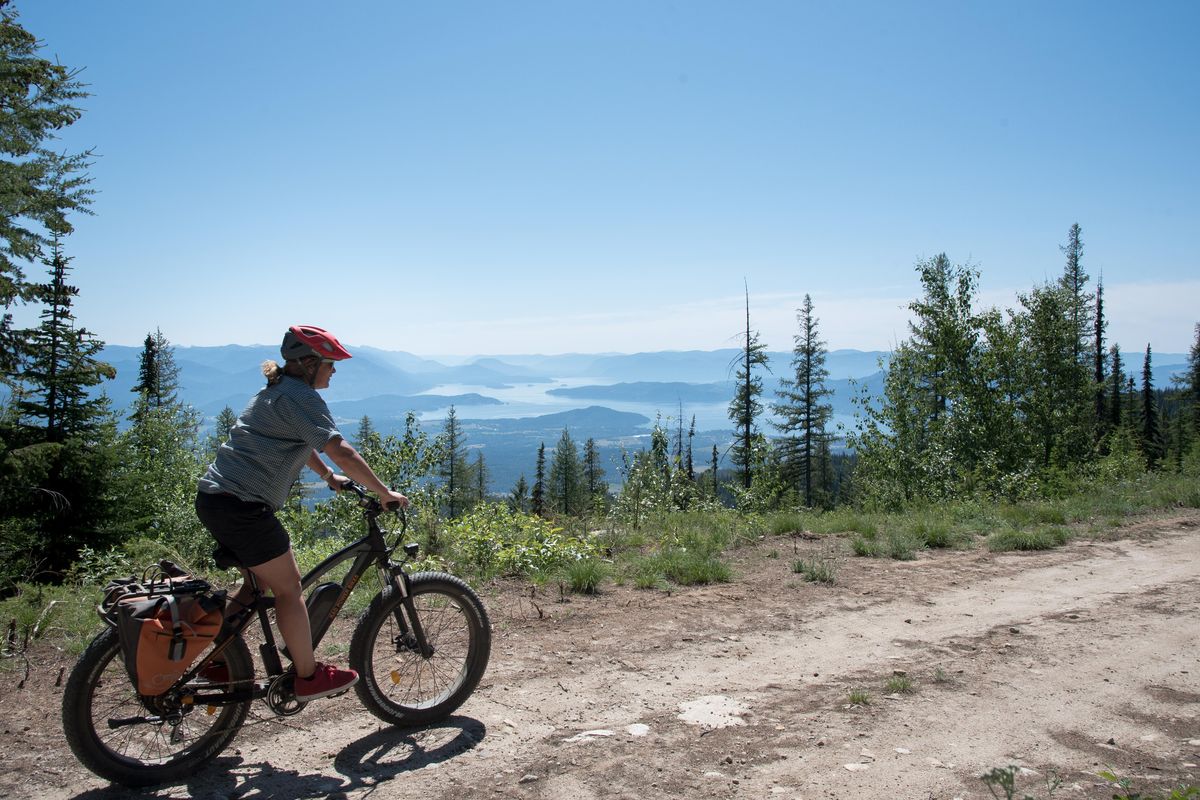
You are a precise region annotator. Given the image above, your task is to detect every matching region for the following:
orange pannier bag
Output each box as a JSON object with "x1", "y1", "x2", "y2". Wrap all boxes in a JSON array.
[{"x1": 104, "y1": 570, "x2": 224, "y2": 696}]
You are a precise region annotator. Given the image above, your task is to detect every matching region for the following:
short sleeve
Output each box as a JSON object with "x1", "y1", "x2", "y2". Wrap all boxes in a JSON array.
[{"x1": 277, "y1": 386, "x2": 341, "y2": 451}]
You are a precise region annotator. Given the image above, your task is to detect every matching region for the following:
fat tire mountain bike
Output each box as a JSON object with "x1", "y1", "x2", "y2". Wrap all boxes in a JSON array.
[{"x1": 61, "y1": 482, "x2": 491, "y2": 787}]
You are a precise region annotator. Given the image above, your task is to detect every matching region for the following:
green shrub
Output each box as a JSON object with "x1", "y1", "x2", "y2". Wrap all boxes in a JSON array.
[
  {"x1": 658, "y1": 548, "x2": 731, "y2": 585},
  {"x1": 850, "y1": 533, "x2": 880, "y2": 557},
  {"x1": 986, "y1": 525, "x2": 1070, "y2": 552},
  {"x1": 905, "y1": 516, "x2": 966, "y2": 549},
  {"x1": 792, "y1": 557, "x2": 837, "y2": 584},
  {"x1": 562, "y1": 558, "x2": 607, "y2": 594},
  {"x1": 766, "y1": 511, "x2": 808, "y2": 536},
  {"x1": 441, "y1": 505, "x2": 602, "y2": 579},
  {"x1": 884, "y1": 529, "x2": 923, "y2": 560}
]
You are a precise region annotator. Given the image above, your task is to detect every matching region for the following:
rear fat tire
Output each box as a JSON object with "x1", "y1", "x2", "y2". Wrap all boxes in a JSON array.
[
  {"x1": 349, "y1": 572, "x2": 491, "y2": 726},
  {"x1": 62, "y1": 627, "x2": 253, "y2": 787}
]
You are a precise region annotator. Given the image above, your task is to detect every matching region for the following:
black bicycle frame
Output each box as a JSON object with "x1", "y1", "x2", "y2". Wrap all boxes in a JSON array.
[{"x1": 175, "y1": 492, "x2": 423, "y2": 705}]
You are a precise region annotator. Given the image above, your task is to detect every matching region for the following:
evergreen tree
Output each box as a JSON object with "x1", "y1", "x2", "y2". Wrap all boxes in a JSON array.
[
  {"x1": 509, "y1": 474, "x2": 529, "y2": 512},
  {"x1": 1058, "y1": 223, "x2": 1093, "y2": 365},
  {"x1": 685, "y1": 415, "x2": 696, "y2": 481},
  {"x1": 1093, "y1": 280, "x2": 1107, "y2": 437},
  {"x1": 1140, "y1": 345, "x2": 1164, "y2": 468},
  {"x1": 547, "y1": 428, "x2": 584, "y2": 515},
  {"x1": 132, "y1": 328, "x2": 180, "y2": 409},
  {"x1": 1108, "y1": 345, "x2": 1124, "y2": 432},
  {"x1": 472, "y1": 450, "x2": 489, "y2": 505},
  {"x1": 117, "y1": 329, "x2": 201, "y2": 535},
  {"x1": 582, "y1": 437, "x2": 607, "y2": 505},
  {"x1": 1189, "y1": 322, "x2": 1200, "y2": 438},
  {"x1": 437, "y1": 406, "x2": 469, "y2": 517},
  {"x1": 204, "y1": 405, "x2": 238, "y2": 459},
  {"x1": 1125, "y1": 374, "x2": 1137, "y2": 431},
  {"x1": 727, "y1": 286, "x2": 769, "y2": 489},
  {"x1": 710, "y1": 444, "x2": 720, "y2": 500},
  {"x1": 531, "y1": 442, "x2": 546, "y2": 517},
  {"x1": 673, "y1": 401, "x2": 684, "y2": 464},
  {"x1": 355, "y1": 415, "x2": 377, "y2": 450},
  {"x1": 0, "y1": 6, "x2": 93, "y2": 377},
  {"x1": 14, "y1": 237, "x2": 112, "y2": 442},
  {"x1": 772, "y1": 294, "x2": 832, "y2": 506}
]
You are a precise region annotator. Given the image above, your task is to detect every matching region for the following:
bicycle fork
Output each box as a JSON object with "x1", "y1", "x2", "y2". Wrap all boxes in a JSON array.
[{"x1": 386, "y1": 568, "x2": 435, "y2": 659}]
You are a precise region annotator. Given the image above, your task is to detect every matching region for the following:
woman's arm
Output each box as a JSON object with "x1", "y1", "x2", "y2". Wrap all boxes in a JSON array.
[
  {"x1": 306, "y1": 450, "x2": 334, "y2": 481},
  {"x1": 321, "y1": 436, "x2": 408, "y2": 507}
]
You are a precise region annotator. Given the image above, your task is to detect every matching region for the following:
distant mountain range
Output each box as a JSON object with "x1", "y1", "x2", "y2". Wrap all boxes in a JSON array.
[{"x1": 95, "y1": 345, "x2": 902, "y2": 418}]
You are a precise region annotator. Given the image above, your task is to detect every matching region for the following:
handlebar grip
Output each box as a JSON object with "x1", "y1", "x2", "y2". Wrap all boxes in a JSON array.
[{"x1": 383, "y1": 499, "x2": 402, "y2": 512}]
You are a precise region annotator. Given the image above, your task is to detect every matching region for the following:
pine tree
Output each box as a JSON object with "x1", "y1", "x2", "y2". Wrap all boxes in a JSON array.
[
  {"x1": 132, "y1": 328, "x2": 180, "y2": 408},
  {"x1": 531, "y1": 442, "x2": 546, "y2": 517},
  {"x1": 1189, "y1": 322, "x2": 1200, "y2": 438},
  {"x1": 438, "y1": 406, "x2": 469, "y2": 517},
  {"x1": 710, "y1": 444, "x2": 720, "y2": 500},
  {"x1": 685, "y1": 415, "x2": 696, "y2": 481},
  {"x1": 1093, "y1": 279, "x2": 1107, "y2": 437},
  {"x1": 1058, "y1": 223, "x2": 1093, "y2": 366},
  {"x1": 772, "y1": 294, "x2": 832, "y2": 507},
  {"x1": 204, "y1": 405, "x2": 238, "y2": 458},
  {"x1": 15, "y1": 237, "x2": 113, "y2": 442},
  {"x1": 1140, "y1": 345, "x2": 1164, "y2": 469},
  {"x1": 0, "y1": 7, "x2": 93, "y2": 378},
  {"x1": 727, "y1": 285, "x2": 769, "y2": 489},
  {"x1": 548, "y1": 428, "x2": 584, "y2": 515},
  {"x1": 582, "y1": 437, "x2": 607, "y2": 506},
  {"x1": 509, "y1": 475, "x2": 529, "y2": 512},
  {"x1": 355, "y1": 415, "x2": 377, "y2": 449},
  {"x1": 1125, "y1": 374, "x2": 1137, "y2": 431},
  {"x1": 1108, "y1": 345, "x2": 1124, "y2": 432}
]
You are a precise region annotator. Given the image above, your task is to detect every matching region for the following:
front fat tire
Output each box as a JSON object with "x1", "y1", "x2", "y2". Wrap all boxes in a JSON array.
[
  {"x1": 350, "y1": 572, "x2": 491, "y2": 727},
  {"x1": 62, "y1": 627, "x2": 253, "y2": 787}
]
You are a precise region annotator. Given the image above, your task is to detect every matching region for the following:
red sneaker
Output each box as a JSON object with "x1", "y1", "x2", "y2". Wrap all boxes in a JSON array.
[{"x1": 295, "y1": 663, "x2": 358, "y2": 702}]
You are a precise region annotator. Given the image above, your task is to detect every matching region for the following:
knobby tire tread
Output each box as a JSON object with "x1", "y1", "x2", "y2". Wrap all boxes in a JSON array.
[
  {"x1": 62, "y1": 626, "x2": 253, "y2": 787},
  {"x1": 349, "y1": 572, "x2": 491, "y2": 727}
]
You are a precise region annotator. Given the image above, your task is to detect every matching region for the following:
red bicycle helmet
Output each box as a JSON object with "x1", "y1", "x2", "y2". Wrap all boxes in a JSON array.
[{"x1": 281, "y1": 325, "x2": 353, "y2": 362}]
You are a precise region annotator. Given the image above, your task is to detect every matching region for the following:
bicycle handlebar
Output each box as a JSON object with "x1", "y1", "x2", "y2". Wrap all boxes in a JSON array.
[{"x1": 336, "y1": 479, "x2": 405, "y2": 515}]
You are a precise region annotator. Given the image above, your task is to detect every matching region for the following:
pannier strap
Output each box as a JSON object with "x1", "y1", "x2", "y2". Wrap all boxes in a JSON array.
[{"x1": 162, "y1": 594, "x2": 187, "y2": 661}]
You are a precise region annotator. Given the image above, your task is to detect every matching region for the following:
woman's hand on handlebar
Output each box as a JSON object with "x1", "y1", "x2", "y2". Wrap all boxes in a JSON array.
[{"x1": 381, "y1": 489, "x2": 409, "y2": 511}]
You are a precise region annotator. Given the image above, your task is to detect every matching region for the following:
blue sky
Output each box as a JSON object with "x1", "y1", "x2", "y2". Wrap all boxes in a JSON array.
[{"x1": 19, "y1": 1, "x2": 1199, "y2": 357}]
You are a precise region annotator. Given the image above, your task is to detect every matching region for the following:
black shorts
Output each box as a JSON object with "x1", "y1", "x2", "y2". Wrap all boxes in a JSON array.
[{"x1": 194, "y1": 491, "x2": 291, "y2": 568}]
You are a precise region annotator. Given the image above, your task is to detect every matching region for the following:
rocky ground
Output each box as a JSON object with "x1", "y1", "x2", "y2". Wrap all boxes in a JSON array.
[{"x1": 2, "y1": 510, "x2": 1198, "y2": 799}]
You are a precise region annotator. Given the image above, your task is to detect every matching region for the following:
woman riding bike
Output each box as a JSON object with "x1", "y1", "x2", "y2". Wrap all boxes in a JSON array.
[{"x1": 194, "y1": 324, "x2": 407, "y2": 702}]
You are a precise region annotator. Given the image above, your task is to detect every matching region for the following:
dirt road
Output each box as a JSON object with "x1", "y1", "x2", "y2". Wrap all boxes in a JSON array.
[{"x1": 4, "y1": 511, "x2": 1199, "y2": 799}]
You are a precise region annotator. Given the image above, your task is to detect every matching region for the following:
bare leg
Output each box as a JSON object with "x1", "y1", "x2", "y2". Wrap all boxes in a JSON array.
[
  {"x1": 225, "y1": 568, "x2": 257, "y2": 621},
  {"x1": 247, "y1": 549, "x2": 316, "y2": 679}
]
